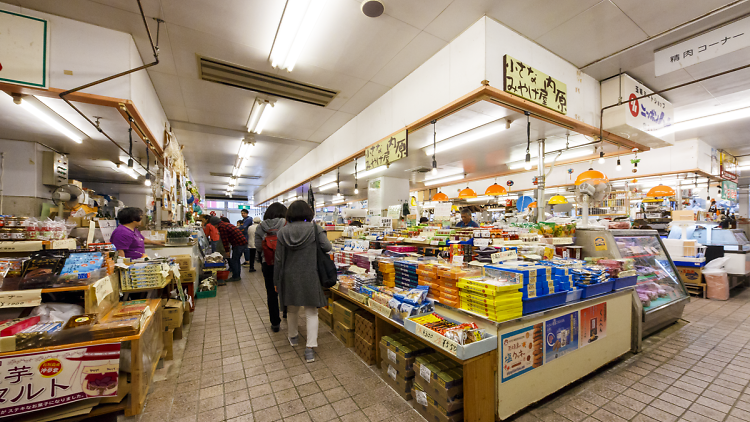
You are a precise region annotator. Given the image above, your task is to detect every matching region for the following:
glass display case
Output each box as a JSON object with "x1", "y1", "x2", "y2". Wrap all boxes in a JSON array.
[
  {"x1": 575, "y1": 228, "x2": 688, "y2": 337},
  {"x1": 667, "y1": 223, "x2": 750, "y2": 275}
]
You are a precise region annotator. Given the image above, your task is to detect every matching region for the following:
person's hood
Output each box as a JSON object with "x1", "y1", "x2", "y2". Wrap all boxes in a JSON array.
[
  {"x1": 260, "y1": 218, "x2": 285, "y2": 233},
  {"x1": 278, "y1": 221, "x2": 317, "y2": 250}
]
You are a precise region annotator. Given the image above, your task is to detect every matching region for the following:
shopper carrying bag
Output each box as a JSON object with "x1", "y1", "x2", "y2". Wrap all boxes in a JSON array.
[
  {"x1": 255, "y1": 203, "x2": 287, "y2": 332},
  {"x1": 274, "y1": 200, "x2": 331, "y2": 363}
]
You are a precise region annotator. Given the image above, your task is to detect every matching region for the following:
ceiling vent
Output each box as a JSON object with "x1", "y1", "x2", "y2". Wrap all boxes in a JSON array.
[{"x1": 199, "y1": 56, "x2": 338, "y2": 107}]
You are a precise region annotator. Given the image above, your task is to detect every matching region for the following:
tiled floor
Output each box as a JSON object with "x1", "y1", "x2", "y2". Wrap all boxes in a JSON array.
[{"x1": 124, "y1": 269, "x2": 750, "y2": 422}]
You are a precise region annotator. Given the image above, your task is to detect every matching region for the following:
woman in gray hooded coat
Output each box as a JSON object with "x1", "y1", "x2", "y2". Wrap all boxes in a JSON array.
[{"x1": 274, "y1": 200, "x2": 331, "y2": 363}]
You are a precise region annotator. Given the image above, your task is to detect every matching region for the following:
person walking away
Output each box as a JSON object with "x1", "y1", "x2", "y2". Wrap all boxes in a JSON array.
[
  {"x1": 256, "y1": 203, "x2": 287, "y2": 331},
  {"x1": 239, "y1": 209, "x2": 254, "y2": 267},
  {"x1": 211, "y1": 216, "x2": 246, "y2": 282},
  {"x1": 245, "y1": 216, "x2": 259, "y2": 272},
  {"x1": 274, "y1": 200, "x2": 331, "y2": 363},
  {"x1": 201, "y1": 215, "x2": 220, "y2": 253}
]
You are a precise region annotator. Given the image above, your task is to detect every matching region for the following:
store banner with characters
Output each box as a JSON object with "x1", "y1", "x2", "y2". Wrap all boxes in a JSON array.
[
  {"x1": 580, "y1": 303, "x2": 607, "y2": 347},
  {"x1": 0, "y1": 344, "x2": 120, "y2": 417},
  {"x1": 544, "y1": 312, "x2": 579, "y2": 363},
  {"x1": 500, "y1": 323, "x2": 543, "y2": 382}
]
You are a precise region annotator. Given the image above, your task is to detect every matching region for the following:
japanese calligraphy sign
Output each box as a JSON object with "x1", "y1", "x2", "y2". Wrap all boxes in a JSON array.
[
  {"x1": 544, "y1": 311, "x2": 578, "y2": 363},
  {"x1": 655, "y1": 16, "x2": 750, "y2": 76},
  {"x1": 720, "y1": 151, "x2": 738, "y2": 182},
  {"x1": 0, "y1": 344, "x2": 120, "y2": 417},
  {"x1": 0, "y1": 10, "x2": 49, "y2": 88},
  {"x1": 580, "y1": 303, "x2": 607, "y2": 347},
  {"x1": 503, "y1": 55, "x2": 567, "y2": 115},
  {"x1": 0, "y1": 290, "x2": 42, "y2": 309},
  {"x1": 722, "y1": 180, "x2": 738, "y2": 201},
  {"x1": 501, "y1": 323, "x2": 543, "y2": 383},
  {"x1": 365, "y1": 129, "x2": 408, "y2": 171}
]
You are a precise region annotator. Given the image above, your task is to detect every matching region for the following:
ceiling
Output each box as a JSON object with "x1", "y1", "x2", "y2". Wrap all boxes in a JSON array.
[{"x1": 3, "y1": 0, "x2": 750, "y2": 197}]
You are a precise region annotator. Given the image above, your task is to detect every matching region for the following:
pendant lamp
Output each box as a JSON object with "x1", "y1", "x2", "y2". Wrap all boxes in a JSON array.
[
  {"x1": 575, "y1": 169, "x2": 609, "y2": 185},
  {"x1": 547, "y1": 195, "x2": 568, "y2": 205},
  {"x1": 458, "y1": 186, "x2": 477, "y2": 199},
  {"x1": 646, "y1": 185, "x2": 675, "y2": 197},
  {"x1": 485, "y1": 182, "x2": 507, "y2": 196},
  {"x1": 432, "y1": 191, "x2": 449, "y2": 201}
]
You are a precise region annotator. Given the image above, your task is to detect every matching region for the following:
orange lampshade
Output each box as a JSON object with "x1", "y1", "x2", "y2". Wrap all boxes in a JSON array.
[
  {"x1": 458, "y1": 187, "x2": 477, "y2": 199},
  {"x1": 646, "y1": 185, "x2": 675, "y2": 197},
  {"x1": 575, "y1": 169, "x2": 609, "y2": 185},
  {"x1": 485, "y1": 183, "x2": 507, "y2": 196},
  {"x1": 528, "y1": 201, "x2": 537, "y2": 208},
  {"x1": 432, "y1": 192, "x2": 449, "y2": 201}
]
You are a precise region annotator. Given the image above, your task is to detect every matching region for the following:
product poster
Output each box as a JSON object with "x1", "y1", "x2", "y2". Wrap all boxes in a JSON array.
[
  {"x1": 0, "y1": 344, "x2": 120, "y2": 417},
  {"x1": 544, "y1": 312, "x2": 579, "y2": 363},
  {"x1": 500, "y1": 323, "x2": 543, "y2": 382},
  {"x1": 580, "y1": 303, "x2": 607, "y2": 347}
]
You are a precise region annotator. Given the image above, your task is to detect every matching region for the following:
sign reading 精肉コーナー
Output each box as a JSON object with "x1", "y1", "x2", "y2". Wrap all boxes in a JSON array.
[
  {"x1": 365, "y1": 129, "x2": 408, "y2": 171},
  {"x1": 655, "y1": 16, "x2": 750, "y2": 76},
  {"x1": 0, "y1": 10, "x2": 48, "y2": 88},
  {"x1": 503, "y1": 55, "x2": 567, "y2": 115}
]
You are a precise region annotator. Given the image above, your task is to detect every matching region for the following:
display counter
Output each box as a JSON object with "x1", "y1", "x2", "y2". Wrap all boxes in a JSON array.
[{"x1": 667, "y1": 223, "x2": 750, "y2": 275}]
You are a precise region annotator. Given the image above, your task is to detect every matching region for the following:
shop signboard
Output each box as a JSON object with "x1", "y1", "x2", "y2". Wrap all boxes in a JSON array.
[
  {"x1": 655, "y1": 16, "x2": 750, "y2": 76},
  {"x1": 0, "y1": 344, "x2": 120, "y2": 417},
  {"x1": 0, "y1": 10, "x2": 48, "y2": 88},
  {"x1": 238, "y1": 205, "x2": 252, "y2": 210},
  {"x1": 503, "y1": 55, "x2": 567, "y2": 115},
  {"x1": 722, "y1": 180, "x2": 738, "y2": 201},
  {"x1": 365, "y1": 129, "x2": 408, "y2": 171},
  {"x1": 720, "y1": 151, "x2": 738, "y2": 182},
  {"x1": 544, "y1": 311, "x2": 578, "y2": 363},
  {"x1": 580, "y1": 303, "x2": 607, "y2": 347},
  {"x1": 500, "y1": 323, "x2": 543, "y2": 382}
]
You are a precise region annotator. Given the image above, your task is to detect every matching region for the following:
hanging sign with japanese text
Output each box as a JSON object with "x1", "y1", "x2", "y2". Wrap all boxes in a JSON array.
[
  {"x1": 0, "y1": 10, "x2": 48, "y2": 88},
  {"x1": 503, "y1": 55, "x2": 567, "y2": 115},
  {"x1": 720, "y1": 151, "x2": 738, "y2": 182},
  {"x1": 0, "y1": 344, "x2": 120, "y2": 418},
  {"x1": 722, "y1": 180, "x2": 738, "y2": 201},
  {"x1": 365, "y1": 129, "x2": 408, "y2": 171},
  {"x1": 655, "y1": 16, "x2": 750, "y2": 76}
]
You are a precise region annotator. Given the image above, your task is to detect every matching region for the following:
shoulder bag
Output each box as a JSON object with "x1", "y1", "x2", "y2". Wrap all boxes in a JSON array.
[{"x1": 313, "y1": 223, "x2": 337, "y2": 288}]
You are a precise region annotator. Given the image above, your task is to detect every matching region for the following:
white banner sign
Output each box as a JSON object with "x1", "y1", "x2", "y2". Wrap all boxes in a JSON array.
[
  {"x1": 655, "y1": 16, "x2": 750, "y2": 76},
  {"x1": 434, "y1": 203, "x2": 452, "y2": 219}
]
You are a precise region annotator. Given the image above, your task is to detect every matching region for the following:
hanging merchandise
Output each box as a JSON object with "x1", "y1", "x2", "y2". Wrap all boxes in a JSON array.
[
  {"x1": 506, "y1": 180, "x2": 514, "y2": 192},
  {"x1": 630, "y1": 149, "x2": 640, "y2": 173},
  {"x1": 568, "y1": 168, "x2": 574, "y2": 181}
]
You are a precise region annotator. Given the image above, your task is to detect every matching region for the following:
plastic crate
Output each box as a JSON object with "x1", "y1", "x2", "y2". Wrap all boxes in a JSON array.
[
  {"x1": 522, "y1": 291, "x2": 567, "y2": 315},
  {"x1": 204, "y1": 262, "x2": 226, "y2": 268},
  {"x1": 613, "y1": 275, "x2": 637, "y2": 290},
  {"x1": 197, "y1": 287, "x2": 217, "y2": 299},
  {"x1": 576, "y1": 280, "x2": 615, "y2": 299}
]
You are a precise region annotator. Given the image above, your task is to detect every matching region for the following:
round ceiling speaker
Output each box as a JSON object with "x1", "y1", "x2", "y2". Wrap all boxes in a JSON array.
[{"x1": 361, "y1": 0, "x2": 384, "y2": 18}]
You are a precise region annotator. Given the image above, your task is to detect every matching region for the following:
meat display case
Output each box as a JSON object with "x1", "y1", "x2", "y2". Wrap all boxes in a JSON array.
[{"x1": 575, "y1": 228, "x2": 688, "y2": 337}]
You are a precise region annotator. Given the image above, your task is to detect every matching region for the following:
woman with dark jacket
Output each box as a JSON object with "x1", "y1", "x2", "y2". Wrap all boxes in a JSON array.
[
  {"x1": 274, "y1": 200, "x2": 331, "y2": 363},
  {"x1": 255, "y1": 203, "x2": 287, "y2": 332}
]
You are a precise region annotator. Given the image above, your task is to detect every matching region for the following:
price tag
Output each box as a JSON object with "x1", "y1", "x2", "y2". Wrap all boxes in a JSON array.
[
  {"x1": 414, "y1": 324, "x2": 459, "y2": 356},
  {"x1": 430, "y1": 240, "x2": 439, "y2": 246},
  {"x1": 397, "y1": 237, "x2": 405, "y2": 241},
  {"x1": 172, "y1": 266, "x2": 181, "y2": 280},
  {"x1": 420, "y1": 364, "x2": 432, "y2": 382},
  {"x1": 491, "y1": 250, "x2": 518, "y2": 263},
  {"x1": 482, "y1": 230, "x2": 491, "y2": 238},
  {"x1": 0, "y1": 289, "x2": 42, "y2": 308},
  {"x1": 387, "y1": 349, "x2": 397, "y2": 363},
  {"x1": 387, "y1": 365, "x2": 397, "y2": 380},
  {"x1": 474, "y1": 239, "x2": 490, "y2": 247},
  {"x1": 349, "y1": 266, "x2": 366, "y2": 275},
  {"x1": 416, "y1": 390, "x2": 428, "y2": 406},
  {"x1": 344, "y1": 247, "x2": 353, "y2": 251},
  {"x1": 93, "y1": 276, "x2": 114, "y2": 304},
  {"x1": 452, "y1": 255, "x2": 464, "y2": 265}
]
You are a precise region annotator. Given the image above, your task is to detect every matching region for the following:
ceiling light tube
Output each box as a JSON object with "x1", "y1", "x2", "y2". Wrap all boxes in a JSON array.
[
  {"x1": 652, "y1": 106, "x2": 750, "y2": 137},
  {"x1": 270, "y1": 0, "x2": 327, "y2": 71},
  {"x1": 466, "y1": 195, "x2": 493, "y2": 202},
  {"x1": 317, "y1": 182, "x2": 337, "y2": 191},
  {"x1": 423, "y1": 167, "x2": 465, "y2": 181},
  {"x1": 254, "y1": 103, "x2": 274, "y2": 134},
  {"x1": 247, "y1": 100, "x2": 269, "y2": 133},
  {"x1": 238, "y1": 141, "x2": 253, "y2": 159},
  {"x1": 423, "y1": 174, "x2": 465, "y2": 186},
  {"x1": 232, "y1": 166, "x2": 240, "y2": 177},
  {"x1": 16, "y1": 96, "x2": 85, "y2": 143},
  {"x1": 423, "y1": 119, "x2": 509, "y2": 156}
]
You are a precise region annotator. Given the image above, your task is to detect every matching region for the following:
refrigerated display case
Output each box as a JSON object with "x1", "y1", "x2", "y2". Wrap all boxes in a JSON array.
[
  {"x1": 575, "y1": 228, "x2": 688, "y2": 337},
  {"x1": 667, "y1": 223, "x2": 750, "y2": 275}
]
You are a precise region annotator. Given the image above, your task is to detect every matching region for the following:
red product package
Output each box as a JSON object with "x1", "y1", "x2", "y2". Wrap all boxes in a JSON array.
[{"x1": 0, "y1": 316, "x2": 41, "y2": 337}]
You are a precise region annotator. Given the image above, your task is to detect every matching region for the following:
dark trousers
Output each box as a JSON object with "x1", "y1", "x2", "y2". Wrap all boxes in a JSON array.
[
  {"x1": 262, "y1": 262, "x2": 281, "y2": 327},
  {"x1": 245, "y1": 248, "x2": 256, "y2": 269},
  {"x1": 230, "y1": 245, "x2": 245, "y2": 278}
]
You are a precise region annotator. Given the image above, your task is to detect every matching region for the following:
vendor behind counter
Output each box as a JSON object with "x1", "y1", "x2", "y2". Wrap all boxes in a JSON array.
[
  {"x1": 111, "y1": 207, "x2": 164, "y2": 259},
  {"x1": 454, "y1": 209, "x2": 479, "y2": 228}
]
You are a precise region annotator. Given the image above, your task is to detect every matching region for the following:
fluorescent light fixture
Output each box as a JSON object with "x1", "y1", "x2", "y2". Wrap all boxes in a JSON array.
[
  {"x1": 18, "y1": 97, "x2": 84, "y2": 143},
  {"x1": 235, "y1": 157, "x2": 246, "y2": 169},
  {"x1": 423, "y1": 174, "x2": 465, "y2": 186},
  {"x1": 507, "y1": 147, "x2": 594, "y2": 170},
  {"x1": 247, "y1": 99, "x2": 270, "y2": 133},
  {"x1": 423, "y1": 167, "x2": 464, "y2": 182},
  {"x1": 254, "y1": 103, "x2": 274, "y2": 135},
  {"x1": 238, "y1": 141, "x2": 253, "y2": 159},
  {"x1": 352, "y1": 165, "x2": 387, "y2": 179},
  {"x1": 116, "y1": 163, "x2": 138, "y2": 179},
  {"x1": 423, "y1": 119, "x2": 509, "y2": 156},
  {"x1": 317, "y1": 182, "x2": 337, "y2": 191},
  {"x1": 652, "y1": 106, "x2": 750, "y2": 137},
  {"x1": 466, "y1": 195, "x2": 493, "y2": 202},
  {"x1": 270, "y1": 0, "x2": 326, "y2": 71},
  {"x1": 231, "y1": 166, "x2": 240, "y2": 177},
  {"x1": 229, "y1": 177, "x2": 237, "y2": 187}
]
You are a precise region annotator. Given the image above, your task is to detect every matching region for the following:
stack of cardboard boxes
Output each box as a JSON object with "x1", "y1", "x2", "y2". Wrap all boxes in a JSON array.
[
  {"x1": 379, "y1": 333, "x2": 430, "y2": 401},
  {"x1": 332, "y1": 301, "x2": 360, "y2": 347},
  {"x1": 413, "y1": 353, "x2": 464, "y2": 422},
  {"x1": 354, "y1": 313, "x2": 376, "y2": 365}
]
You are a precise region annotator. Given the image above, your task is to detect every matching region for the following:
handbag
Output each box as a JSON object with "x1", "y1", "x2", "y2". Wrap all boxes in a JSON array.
[{"x1": 313, "y1": 223, "x2": 337, "y2": 288}]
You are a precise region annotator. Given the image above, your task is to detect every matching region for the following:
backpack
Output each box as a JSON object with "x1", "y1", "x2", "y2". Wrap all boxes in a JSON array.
[{"x1": 262, "y1": 228, "x2": 279, "y2": 264}]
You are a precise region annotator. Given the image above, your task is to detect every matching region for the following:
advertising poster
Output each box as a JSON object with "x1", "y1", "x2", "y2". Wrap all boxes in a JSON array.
[
  {"x1": 580, "y1": 303, "x2": 607, "y2": 347},
  {"x1": 500, "y1": 323, "x2": 543, "y2": 382},
  {"x1": 544, "y1": 312, "x2": 579, "y2": 363},
  {"x1": 0, "y1": 344, "x2": 120, "y2": 417}
]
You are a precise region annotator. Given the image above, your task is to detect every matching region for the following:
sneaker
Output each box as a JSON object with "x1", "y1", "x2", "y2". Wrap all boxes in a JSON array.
[
  {"x1": 289, "y1": 336, "x2": 299, "y2": 347},
  {"x1": 248, "y1": 268, "x2": 256, "y2": 272},
  {"x1": 227, "y1": 277, "x2": 241, "y2": 282},
  {"x1": 242, "y1": 262, "x2": 250, "y2": 266},
  {"x1": 305, "y1": 348, "x2": 315, "y2": 363},
  {"x1": 271, "y1": 325, "x2": 280, "y2": 333}
]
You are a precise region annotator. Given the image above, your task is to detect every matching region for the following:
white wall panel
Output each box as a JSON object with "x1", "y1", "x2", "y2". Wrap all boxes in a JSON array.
[
  {"x1": 129, "y1": 39, "x2": 168, "y2": 148},
  {"x1": 449, "y1": 18, "x2": 486, "y2": 101}
]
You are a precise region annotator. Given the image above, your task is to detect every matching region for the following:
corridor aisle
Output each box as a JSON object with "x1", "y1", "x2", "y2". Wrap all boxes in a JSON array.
[{"x1": 131, "y1": 271, "x2": 750, "y2": 422}]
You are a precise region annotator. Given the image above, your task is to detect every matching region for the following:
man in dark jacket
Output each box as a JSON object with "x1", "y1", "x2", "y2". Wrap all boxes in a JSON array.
[
  {"x1": 239, "y1": 209, "x2": 254, "y2": 268},
  {"x1": 211, "y1": 216, "x2": 246, "y2": 281}
]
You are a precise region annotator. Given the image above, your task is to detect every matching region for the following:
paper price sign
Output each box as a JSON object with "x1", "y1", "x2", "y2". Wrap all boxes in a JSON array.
[
  {"x1": 0, "y1": 289, "x2": 42, "y2": 308},
  {"x1": 349, "y1": 266, "x2": 366, "y2": 275},
  {"x1": 387, "y1": 365, "x2": 397, "y2": 380},
  {"x1": 474, "y1": 239, "x2": 490, "y2": 247},
  {"x1": 492, "y1": 250, "x2": 517, "y2": 263},
  {"x1": 430, "y1": 240, "x2": 440, "y2": 246},
  {"x1": 368, "y1": 300, "x2": 392, "y2": 318},
  {"x1": 416, "y1": 390, "x2": 428, "y2": 406},
  {"x1": 414, "y1": 324, "x2": 459, "y2": 355},
  {"x1": 481, "y1": 230, "x2": 491, "y2": 238},
  {"x1": 387, "y1": 349, "x2": 397, "y2": 363},
  {"x1": 452, "y1": 255, "x2": 464, "y2": 265},
  {"x1": 420, "y1": 364, "x2": 432, "y2": 382}
]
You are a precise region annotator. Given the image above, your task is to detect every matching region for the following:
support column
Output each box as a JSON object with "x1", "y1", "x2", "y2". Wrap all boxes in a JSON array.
[
  {"x1": 536, "y1": 139, "x2": 545, "y2": 223},
  {"x1": 739, "y1": 189, "x2": 749, "y2": 218}
]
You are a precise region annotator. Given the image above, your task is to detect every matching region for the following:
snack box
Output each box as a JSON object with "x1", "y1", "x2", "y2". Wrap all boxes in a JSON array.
[
  {"x1": 404, "y1": 311, "x2": 497, "y2": 360},
  {"x1": 332, "y1": 300, "x2": 360, "y2": 330},
  {"x1": 381, "y1": 361, "x2": 414, "y2": 400},
  {"x1": 413, "y1": 381, "x2": 464, "y2": 415},
  {"x1": 458, "y1": 290, "x2": 522, "y2": 305}
]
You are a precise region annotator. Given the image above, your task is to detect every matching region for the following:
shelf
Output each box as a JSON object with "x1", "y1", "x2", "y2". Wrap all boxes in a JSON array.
[{"x1": 0, "y1": 283, "x2": 91, "y2": 293}]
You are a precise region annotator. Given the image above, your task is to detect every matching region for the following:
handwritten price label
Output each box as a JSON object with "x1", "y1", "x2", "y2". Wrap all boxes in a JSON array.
[
  {"x1": 368, "y1": 300, "x2": 392, "y2": 318},
  {"x1": 474, "y1": 239, "x2": 490, "y2": 247},
  {"x1": 420, "y1": 364, "x2": 432, "y2": 382},
  {"x1": 414, "y1": 324, "x2": 459, "y2": 356},
  {"x1": 430, "y1": 240, "x2": 440, "y2": 246},
  {"x1": 491, "y1": 250, "x2": 518, "y2": 264},
  {"x1": 0, "y1": 289, "x2": 42, "y2": 308}
]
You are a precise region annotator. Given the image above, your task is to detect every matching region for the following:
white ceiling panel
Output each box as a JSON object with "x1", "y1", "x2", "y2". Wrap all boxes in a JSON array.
[
  {"x1": 147, "y1": 70, "x2": 186, "y2": 108},
  {"x1": 338, "y1": 81, "x2": 390, "y2": 115},
  {"x1": 260, "y1": 99, "x2": 337, "y2": 141},
  {"x1": 489, "y1": 0, "x2": 604, "y2": 41},
  {"x1": 380, "y1": 0, "x2": 452, "y2": 30},
  {"x1": 89, "y1": 0, "x2": 161, "y2": 17},
  {"x1": 423, "y1": 2, "x2": 491, "y2": 42},
  {"x1": 611, "y1": 0, "x2": 731, "y2": 36},
  {"x1": 308, "y1": 111, "x2": 356, "y2": 143},
  {"x1": 536, "y1": 1, "x2": 648, "y2": 67},
  {"x1": 370, "y1": 31, "x2": 447, "y2": 87},
  {"x1": 161, "y1": 104, "x2": 189, "y2": 121},
  {"x1": 184, "y1": 107, "x2": 251, "y2": 132},
  {"x1": 281, "y1": 63, "x2": 368, "y2": 111},
  {"x1": 179, "y1": 78, "x2": 255, "y2": 119}
]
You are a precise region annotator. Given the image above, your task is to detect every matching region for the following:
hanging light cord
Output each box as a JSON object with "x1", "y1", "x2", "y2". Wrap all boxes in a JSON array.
[
  {"x1": 525, "y1": 112, "x2": 531, "y2": 155},
  {"x1": 127, "y1": 123, "x2": 134, "y2": 167}
]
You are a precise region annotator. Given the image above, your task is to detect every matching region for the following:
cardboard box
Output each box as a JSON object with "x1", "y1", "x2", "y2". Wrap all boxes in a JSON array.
[
  {"x1": 676, "y1": 266, "x2": 703, "y2": 284},
  {"x1": 427, "y1": 398, "x2": 463, "y2": 422},
  {"x1": 332, "y1": 301, "x2": 360, "y2": 330},
  {"x1": 163, "y1": 328, "x2": 174, "y2": 360},
  {"x1": 171, "y1": 255, "x2": 192, "y2": 270},
  {"x1": 355, "y1": 312, "x2": 375, "y2": 342},
  {"x1": 180, "y1": 268, "x2": 197, "y2": 284},
  {"x1": 380, "y1": 361, "x2": 414, "y2": 400},
  {"x1": 355, "y1": 333, "x2": 376, "y2": 365},
  {"x1": 162, "y1": 299, "x2": 184, "y2": 329},
  {"x1": 414, "y1": 355, "x2": 464, "y2": 404},
  {"x1": 334, "y1": 321, "x2": 355, "y2": 347},
  {"x1": 318, "y1": 306, "x2": 333, "y2": 329}
]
